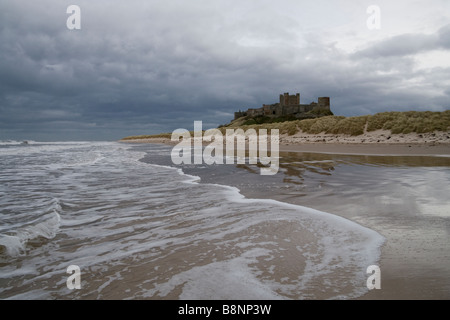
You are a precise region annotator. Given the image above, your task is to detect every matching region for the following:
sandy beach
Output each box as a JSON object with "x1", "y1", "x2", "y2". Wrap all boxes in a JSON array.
[
  {"x1": 121, "y1": 129, "x2": 450, "y2": 156},
  {"x1": 2, "y1": 139, "x2": 449, "y2": 300},
  {"x1": 278, "y1": 129, "x2": 450, "y2": 155},
  {"x1": 4, "y1": 0, "x2": 450, "y2": 304},
  {"x1": 278, "y1": 143, "x2": 450, "y2": 156},
  {"x1": 120, "y1": 130, "x2": 450, "y2": 300}
]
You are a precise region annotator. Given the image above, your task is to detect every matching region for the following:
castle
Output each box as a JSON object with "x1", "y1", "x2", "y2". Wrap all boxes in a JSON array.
[{"x1": 234, "y1": 92, "x2": 331, "y2": 120}]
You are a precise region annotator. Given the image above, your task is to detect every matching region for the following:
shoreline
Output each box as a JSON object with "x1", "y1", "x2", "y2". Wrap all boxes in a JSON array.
[
  {"x1": 278, "y1": 142, "x2": 450, "y2": 156},
  {"x1": 278, "y1": 129, "x2": 450, "y2": 155},
  {"x1": 123, "y1": 136, "x2": 450, "y2": 299},
  {"x1": 119, "y1": 131, "x2": 450, "y2": 156}
]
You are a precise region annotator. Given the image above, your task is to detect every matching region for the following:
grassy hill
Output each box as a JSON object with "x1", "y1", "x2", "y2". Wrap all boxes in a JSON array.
[
  {"x1": 121, "y1": 110, "x2": 450, "y2": 140},
  {"x1": 220, "y1": 110, "x2": 450, "y2": 136}
]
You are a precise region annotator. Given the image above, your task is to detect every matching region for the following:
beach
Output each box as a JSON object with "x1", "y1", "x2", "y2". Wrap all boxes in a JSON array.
[
  {"x1": 230, "y1": 151, "x2": 450, "y2": 300},
  {"x1": 1, "y1": 137, "x2": 449, "y2": 299},
  {"x1": 4, "y1": 0, "x2": 450, "y2": 303},
  {"x1": 0, "y1": 141, "x2": 382, "y2": 299},
  {"x1": 121, "y1": 129, "x2": 450, "y2": 155},
  {"x1": 122, "y1": 132, "x2": 450, "y2": 299}
]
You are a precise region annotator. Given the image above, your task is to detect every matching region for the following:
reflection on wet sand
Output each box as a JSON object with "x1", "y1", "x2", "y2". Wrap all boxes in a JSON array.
[
  {"x1": 231, "y1": 151, "x2": 450, "y2": 299},
  {"x1": 140, "y1": 144, "x2": 450, "y2": 299}
]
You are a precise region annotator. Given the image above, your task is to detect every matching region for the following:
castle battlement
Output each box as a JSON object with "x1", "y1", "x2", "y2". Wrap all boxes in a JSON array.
[{"x1": 234, "y1": 92, "x2": 331, "y2": 120}]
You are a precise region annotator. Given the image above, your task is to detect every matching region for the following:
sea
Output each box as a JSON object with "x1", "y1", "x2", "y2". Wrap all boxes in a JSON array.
[{"x1": 0, "y1": 140, "x2": 449, "y2": 299}]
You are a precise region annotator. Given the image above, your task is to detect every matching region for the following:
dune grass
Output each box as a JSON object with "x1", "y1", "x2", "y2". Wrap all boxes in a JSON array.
[
  {"x1": 121, "y1": 110, "x2": 450, "y2": 140},
  {"x1": 366, "y1": 111, "x2": 450, "y2": 134},
  {"x1": 224, "y1": 110, "x2": 450, "y2": 136},
  {"x1": 120, "y1": 133, "x2": 172, "y2": 140}
]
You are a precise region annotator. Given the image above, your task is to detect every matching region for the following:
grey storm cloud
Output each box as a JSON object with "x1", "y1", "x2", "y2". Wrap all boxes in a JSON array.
[
  {"x1": 354, "y1": 24, "x2": 450, "y2": 58},
  {"x1": 0, "y1": 0, "x2": 449, "y2": 141}
]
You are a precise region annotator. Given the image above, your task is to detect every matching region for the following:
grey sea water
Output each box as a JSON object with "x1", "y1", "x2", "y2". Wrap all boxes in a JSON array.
[
  {"x1": 0, "y1": 141, "x2": 385, "y2": 299},
  {"x1": 1, "y1": 141, "x2": 448, "y2": 299}
]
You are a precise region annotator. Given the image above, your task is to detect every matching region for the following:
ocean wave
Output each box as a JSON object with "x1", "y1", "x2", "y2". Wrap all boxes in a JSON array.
[
  {"x1": 140, "y1": 159, "x2": 385, "y2": 299},
  {"x1": 0, "y1": 142, "x2": 385, "y2": 299},
  {"x1": 0, "y1": 200, "x2": 61, "y2": 258},
  {"x1": 0, "y1": 140, "x2": 36, "y2": 146}
]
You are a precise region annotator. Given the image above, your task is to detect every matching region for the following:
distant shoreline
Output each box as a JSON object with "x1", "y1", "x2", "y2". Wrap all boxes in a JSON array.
[
  {"x1": 279, "y1": 129, "x2": 450, "y2": 155},
  {"x1": 120, "y1": 110, "x2": 450, "y2": 156},
  {"x1": 119, "y1": 129, "x2": 450, "y2": 156}
]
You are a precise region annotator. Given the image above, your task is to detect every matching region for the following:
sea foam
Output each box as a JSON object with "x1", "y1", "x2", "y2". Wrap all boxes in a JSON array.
[{"x1": 0, "y1": 141, "x2": 384, "y2": 299}]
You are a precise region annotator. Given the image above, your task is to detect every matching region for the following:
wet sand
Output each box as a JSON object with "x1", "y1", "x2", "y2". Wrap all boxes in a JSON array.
[
  {"x1": 122, "y1": 136, "x2": 450, "y2": 299},
  {"x1": 279, "y1": 142, "x2": 450, "y2": 156},
  {"x1": 120, "y1": 130, "x2": 450, "y2": 156},
  {"x1": 181, "y1": 151, "x2": 450, "y2": 300},
  {"x1": 257, "y1": 152, "x2": 450, "y2": 300}
]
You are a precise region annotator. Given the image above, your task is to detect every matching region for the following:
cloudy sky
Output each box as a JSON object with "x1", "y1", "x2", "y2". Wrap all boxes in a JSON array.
[{"x1": 1, "y1": 0, "x2": 449, "y2": 141}]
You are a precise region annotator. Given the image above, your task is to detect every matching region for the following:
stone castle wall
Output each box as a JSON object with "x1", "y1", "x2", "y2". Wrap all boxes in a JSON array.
[{"x1": 234, "y1": 92, "x2": 330, "y2": 120}]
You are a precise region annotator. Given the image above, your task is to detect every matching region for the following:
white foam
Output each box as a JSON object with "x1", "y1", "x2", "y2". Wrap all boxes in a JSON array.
[
  {"x1": 0, "y1": 140, "x2": 36, "y2": 146},
  {"x1": 0, "y1": 210, "x2": 60, "y2": 257},
  {"x1": 139, "y1": 158, "x2": 385, "y2": 299},
  {"x1": 145, "y1": 248, "x2": 284, "y2": 300},
  {"x1": 1, "y1": 142, "x2": 385, "y2": 299}
]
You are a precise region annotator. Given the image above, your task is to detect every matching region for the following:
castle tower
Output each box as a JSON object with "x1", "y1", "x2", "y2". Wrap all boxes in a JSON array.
[
  {"x1": 280, "y1": 92, "x2": 300, "y2": 106},
  {"x1": 283, "y1": 93, "x2": 289, "y2": 106},
  {"x1": 233, "y1": 92, "x2": 331, "y2": 122},
  {"x1": 318, "y1": 97, "x2": 330, "y2": 110}
]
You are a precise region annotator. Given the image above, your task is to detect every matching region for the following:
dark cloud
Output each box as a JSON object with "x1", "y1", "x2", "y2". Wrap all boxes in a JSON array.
[
  {"x1": 0, "y1": 0, "x2": 449, "y2": 141},
  {"x1": 438, "y1": 24, "x2": 450, "y2": 49},
  {"x1": 353, "y1": 24, "x2": 450, "y2": 58}
]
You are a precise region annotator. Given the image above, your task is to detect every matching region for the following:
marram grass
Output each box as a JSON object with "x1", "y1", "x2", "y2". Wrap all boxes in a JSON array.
[
  {"x1": 121, "y1": 110, "x2": 450, "y2": 140},
  {"x1": 224, "y1": 110, "x2": 450, "y2": 136}
]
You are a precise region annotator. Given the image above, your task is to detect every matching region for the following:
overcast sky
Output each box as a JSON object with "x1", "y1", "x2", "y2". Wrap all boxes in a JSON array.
[{"x1": 1, "y1": 0, "x2": 449, "y2": 141}]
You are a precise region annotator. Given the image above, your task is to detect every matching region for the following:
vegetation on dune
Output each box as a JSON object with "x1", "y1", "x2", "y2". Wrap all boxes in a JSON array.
[
  {"x1": 241, "y1": 115, "x2": 298, "y2": 126},
  {"x1": 120, "y1": 133, "x2": 172, "y2": 140},
  {"x1": 121, "y1": 110, "x2": 450, "y2": 140},
  {"x1": 223, "y1": 110, "x2": 450, "y2": 136},
  {"x1": 328, "y1": 115, "x2": 369, "y2": 136},
  {"x1": 366, "y1": 111, "x2": 450, "y2": 134},
  {"x1": 296, "y1": 116, "x2": 345, "y2": 135}
]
